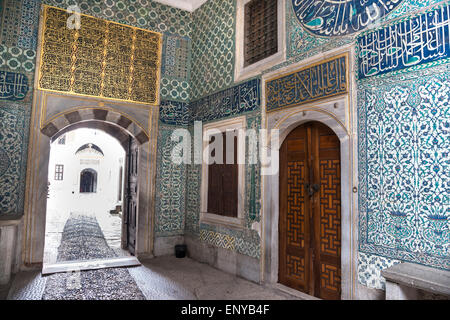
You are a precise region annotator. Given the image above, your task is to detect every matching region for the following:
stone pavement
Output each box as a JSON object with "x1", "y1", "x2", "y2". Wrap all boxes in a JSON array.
[
  {"x1": 7, "y1": 256, "x2": 302, "y2": 300},
  {"x1": 8, "y1": 211, "x2": 302, "y2": 300},
  {"x1": 44, "y1": 208, "x2": 128, "y2": 265},
  {"x1": 39, "y1": 213, "x2": 145, "y2": 300}
]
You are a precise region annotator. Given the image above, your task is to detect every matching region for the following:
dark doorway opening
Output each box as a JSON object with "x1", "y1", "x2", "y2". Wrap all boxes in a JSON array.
[{"x1": 80, "y1": 168, "x2": 98, "y2": 193}]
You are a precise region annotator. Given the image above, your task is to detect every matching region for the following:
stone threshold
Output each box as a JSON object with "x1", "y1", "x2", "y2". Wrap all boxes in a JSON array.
[
  {"x1": 269, "y1": 283, "x2": 321, "y2": 300},
  {"x1": 42, "y1": 256, "x2": 141, "y2": 275}
]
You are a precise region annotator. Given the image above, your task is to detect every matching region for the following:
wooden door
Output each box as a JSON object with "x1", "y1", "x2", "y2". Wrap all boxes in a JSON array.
[
  {"x1": 279, "y1": 121, "x2": 341, "y2": 300},
  {"x1": 124, "y1": 136, "x2": 138, "y2": 255}
]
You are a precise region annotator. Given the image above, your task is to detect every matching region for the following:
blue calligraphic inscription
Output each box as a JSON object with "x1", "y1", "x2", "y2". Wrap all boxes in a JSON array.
[
  {"x1": 0, "y1": 71, "x2": 29, "y2": 101},
  {"x1": 292, "y1": 0, "x2": 403, "y2": 37},
  {"x1": 266, "y1": 54, "x2": 348, "y2": 112},
  {"x1": 159, "y1": 100, "x2": 189, "y2": 126},
  {"x1": 189, "y1": 79, "x2": 260, "y2": 123},
  {"x1": 358, "y1": 4, "x2": 450, "y2": 79}
]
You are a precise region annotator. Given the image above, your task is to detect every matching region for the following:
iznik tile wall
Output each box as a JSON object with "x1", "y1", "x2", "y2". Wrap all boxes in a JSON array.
[
  {"x1": 358, "y1": 252, "x2": 400, "y2": 290},
  {"x1": 161, "y1": 33, "x2": 191, "y2": 102},
  {"x1": 358, "y1": 65, "x2": 450, "y2": 270},
  {"x1": 357, "y1": 3, "x2": 450, "y2": 79},
  {"x1": 155, "y1": 100, "x2": 189, "y2": 237},
  {"x1": 1, "y1": 0, "x2": 192, "y2": 236},
  {"x1": 0, "y1": 0, "x2": 40, "y2": 216},
  {"x1": 185, "y1": 0, "x2": 262, "y2": 257},
  {"x1": 43, "y1": 0, "x2": 192, "y2": 37},
  {"x1": 1, "y1": 0, "x2": 448, "y2": 293},
  {"x1": 354, "y1": 1, "x2": 450, "y2": 287},
  {"x1": 185, "y1": 79, "x2": 262, "y2": 259},
  {"x1": 280, "y1": 0, "x2": 445, "y2": 72},
  {"x1": 190, "y1": 0, "x2": 235, "y2": 100},
  {"x1": 0, "y1": 104, "x2": 31, "y2": 215},
  {"x1": 277, "y1": 0, "x2": 450, "y2": 290},
  {"x1": 41, "y1": 0, "x2": 195, "y2": 236},
  {"x1": 154, "y1": 125, "x2": 187, "y2": 237},
  {"x1": 185, "y1": 0, "x2": 450, "y2": 277},
  {"x1": 0, "y1": 0, "x2": 40, "y2": 78}
]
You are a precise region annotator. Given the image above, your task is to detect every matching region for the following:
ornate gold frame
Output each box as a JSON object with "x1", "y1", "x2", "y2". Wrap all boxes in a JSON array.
[{"x1": 37, "y1": 5, "x2": 163, "y2": 106}]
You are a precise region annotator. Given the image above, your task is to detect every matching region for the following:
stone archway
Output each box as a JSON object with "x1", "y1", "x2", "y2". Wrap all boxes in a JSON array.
[
  {"x1": 22, "y1": 90, "x2": 159, "y2": 268},
  {"x1": 261, "y1": 96, "x2": 357, "y2": 300}
]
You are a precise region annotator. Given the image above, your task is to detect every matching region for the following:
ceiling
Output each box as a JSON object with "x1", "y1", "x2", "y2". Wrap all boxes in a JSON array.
[{"x1": 152, "y1": 0, "x2": 209, "y2": 12}]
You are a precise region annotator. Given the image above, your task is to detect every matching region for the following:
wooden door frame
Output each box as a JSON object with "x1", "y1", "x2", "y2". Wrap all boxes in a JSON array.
[{"x1": 261, "y1": 95, "x2": 357, "y2": 300}]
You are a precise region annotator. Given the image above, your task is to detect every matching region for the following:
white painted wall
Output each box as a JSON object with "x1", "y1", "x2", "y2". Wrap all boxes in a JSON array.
[{"x1": 47, "y1": 128, "x2": 125, "y2": 215}]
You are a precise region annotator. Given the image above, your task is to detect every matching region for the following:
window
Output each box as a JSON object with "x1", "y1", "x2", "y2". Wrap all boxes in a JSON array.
[
  {"x1": 201, "y1": 117, "x2": 246, "y2": 227},
  {"x1": 244, "y1": 0, "x2": 278, "y2": 67},
  {"x1": 235, "y1": 0, "x2": 285, "y2": 81},
  {"x1": 207, "y1": 131, "x2": 239, "y2": 217},
  {"x1": 57, "y1": 134, "x2": 66, "y2": 145},
  {"x1": 54, "y1": 164, "x2": 64, "y2": 180}
]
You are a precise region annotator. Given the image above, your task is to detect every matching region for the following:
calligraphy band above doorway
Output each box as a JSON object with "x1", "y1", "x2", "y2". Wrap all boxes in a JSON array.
[{"x1": 265, "y1": 53, "x2": 348, "y2": 112}]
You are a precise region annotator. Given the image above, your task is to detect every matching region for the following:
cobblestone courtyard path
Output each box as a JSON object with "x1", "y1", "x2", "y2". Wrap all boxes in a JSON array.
[{"x1": 42, "y1": 213, "x2": 145, "y2": 300}]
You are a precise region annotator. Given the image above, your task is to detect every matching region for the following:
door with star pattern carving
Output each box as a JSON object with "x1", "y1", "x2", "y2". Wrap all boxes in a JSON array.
[{"x1": 279, "y1": 121, "x2": 341, "y2": 300}]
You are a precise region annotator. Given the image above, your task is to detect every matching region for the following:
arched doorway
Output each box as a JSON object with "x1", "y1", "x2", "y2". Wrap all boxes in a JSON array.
[
  {"x1": 80, "y1": 168, "x2": 98, "y2": 193},
  {"x1": 278, "y1": 121, "x2": 341, "y2": 300},
  {"x1": 23, "y1": 90, "x2": 158, "y2": 268},
  {"x1": 44, "y1": 128, "x2": 128, "y2": 267}
]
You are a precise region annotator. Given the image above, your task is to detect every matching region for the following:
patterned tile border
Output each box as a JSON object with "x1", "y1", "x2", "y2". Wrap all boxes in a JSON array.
[
  {"x1": 159, "y1": 100, "x2": 189, "y2": 126},
  {"x1": 357, "y1": 2, "x2": 450, "y2": 80},
  {"x1": 154, "y1": 125, "x2": 186, "y2": 235},
  {"x1": 189, "y1": 78, "x2": 260, "y2": 123}
]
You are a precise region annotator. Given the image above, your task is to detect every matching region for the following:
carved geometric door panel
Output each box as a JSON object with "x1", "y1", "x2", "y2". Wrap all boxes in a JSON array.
[{"x1": 279, "y1": 122, "x2": 341, "y2": 300}]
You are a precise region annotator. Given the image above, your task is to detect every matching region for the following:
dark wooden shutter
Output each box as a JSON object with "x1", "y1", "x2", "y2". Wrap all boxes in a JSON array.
[
  {"x1": 207, "y1": 132, "x2": 238, "y2": 217},
  {"x1": 244, "y1": 0, "x2": 278, "y2": 67}
]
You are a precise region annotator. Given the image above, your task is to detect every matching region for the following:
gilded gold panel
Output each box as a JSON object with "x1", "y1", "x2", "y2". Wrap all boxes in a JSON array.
[{"x1": 38, "y1": 5, "x2": 162, "y2": 105}]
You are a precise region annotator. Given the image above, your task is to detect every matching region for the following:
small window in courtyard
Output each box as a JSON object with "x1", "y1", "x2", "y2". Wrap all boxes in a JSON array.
[
  {"x1": 207, "y1": 132, "x2": 239, "y2": 218},
  {"x1": 54, "y1": 164, "x2": 64, "y2": 181},
  {"x1": 244, "y1": 0, "x2": 278, "y2": 67},
  {"x1": 57, "y1": 134, "x2": 66, "y2": 145}
]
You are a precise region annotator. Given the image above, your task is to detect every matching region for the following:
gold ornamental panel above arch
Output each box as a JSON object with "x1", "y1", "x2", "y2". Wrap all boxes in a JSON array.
[{"x1": 38, "y1": 5, "x2": 162, "y2": 105}]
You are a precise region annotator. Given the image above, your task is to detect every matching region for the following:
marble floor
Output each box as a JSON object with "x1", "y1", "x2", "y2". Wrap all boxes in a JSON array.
[{"x1": 6, "y1": 256, "x2": 304, "y2": 300}]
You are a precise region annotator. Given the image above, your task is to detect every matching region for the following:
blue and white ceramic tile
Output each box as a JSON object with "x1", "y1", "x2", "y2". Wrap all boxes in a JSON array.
[
  {"x1": 358, "y1": 64, "x2": 450, "y2": 270},
  {"x1": 358, "y1": 252, "x2": 400, "y2": 290}
]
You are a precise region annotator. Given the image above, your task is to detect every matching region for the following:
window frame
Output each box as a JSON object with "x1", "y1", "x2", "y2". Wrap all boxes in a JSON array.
[
  {"x1": 54, "y1": 164, "x2": 64, "y2": 181},
  {"x1": 244, "y1": 0, "x2": 279, "y2": 67},
  {"x1": 234, "y1": 0, "x2": 286, "y2": 82},
  {"x1": 200, "y1": 117, "x2": 246, "y2": 229},
  {"x1": 57, "y1": 134, "x2": 66, "y2": 145}
]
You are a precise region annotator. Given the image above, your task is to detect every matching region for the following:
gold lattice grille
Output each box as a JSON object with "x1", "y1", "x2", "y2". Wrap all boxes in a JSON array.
[{"x1": 38, "y1": 5, "x2": 162, "y2": 105}]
